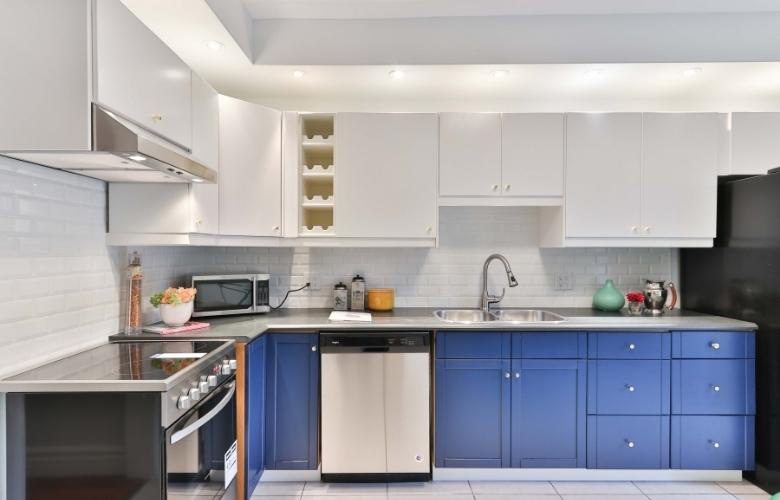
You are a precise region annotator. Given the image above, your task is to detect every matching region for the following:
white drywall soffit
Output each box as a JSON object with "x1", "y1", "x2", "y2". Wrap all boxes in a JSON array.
[
  {"x1": 241, "y1": 0, "x2": 780, "y2": 19},
  {"x1": 251, "y1": 13, "x2": 780, "y2": 65}
]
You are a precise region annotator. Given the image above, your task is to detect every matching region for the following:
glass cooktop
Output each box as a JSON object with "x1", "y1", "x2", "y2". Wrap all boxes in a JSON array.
[{"x1": 6, "y1": 341, "x2": 228, "y2": 382}]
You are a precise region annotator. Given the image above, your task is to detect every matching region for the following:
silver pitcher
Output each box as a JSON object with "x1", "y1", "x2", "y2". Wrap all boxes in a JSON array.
[{"x1": 643, "y1": 280, "x2": 678, "y2": 315}]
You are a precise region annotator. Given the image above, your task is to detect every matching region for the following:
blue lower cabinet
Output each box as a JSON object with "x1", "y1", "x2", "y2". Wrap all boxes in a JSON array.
[
  {"x1": 436, "y1": 331, "x2": 510, "y2": 359},
  {"x1": 588, "y1": 332, "x2": 670, "y2": 359},
  {"x1": 511, "y1": 332, "x2": 587, "y2": 359},
  {"x1": 672, "y1": 359, "x2": 756, "y2": 415},
  {"x1": 246, "y1": 336, "x2": 266, "y2": 494},
  {"x1": 587, "y1": 360, "x2": 671, "y2": 415},
  {"x1": 671, "y1": 416, "x2": 755, "y2": 470},
  {"x1": 265, "y1": 333, "x2": 319, "y2": 470},
  {"x1": 435, "y1": 358, "x2": 511, "y2": 467},
  {"x1": 587, "y1": 416, "x2": 670, "y2": 469},
  {"x1": 511, "y1": 359, "x2": 586, "y2": 468},
  {"x1": 672, "y1": 331, "x2": 756, "y2": 359}
]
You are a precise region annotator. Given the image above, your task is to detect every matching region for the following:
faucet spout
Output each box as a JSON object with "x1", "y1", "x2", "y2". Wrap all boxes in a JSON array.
[{"x1": 481, "y1": 254, "x2": 518, "y2": 312}]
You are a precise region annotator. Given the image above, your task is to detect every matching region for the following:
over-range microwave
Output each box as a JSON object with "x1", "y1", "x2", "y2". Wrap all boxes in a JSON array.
[{"x1": 192, "y1": 274, "x2": 271, "y2": 317}]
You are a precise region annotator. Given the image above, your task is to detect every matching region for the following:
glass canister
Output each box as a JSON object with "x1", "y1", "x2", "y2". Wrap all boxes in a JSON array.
[
  {"x1": 125, "y1": 251, "x2": 143, "y2": 334},
  {"x1": 333, "y1": 282, "x2": 348, "y2": 311},
  {"x1": 350, "y1": 274, "x2": 366, "y2": 311}
]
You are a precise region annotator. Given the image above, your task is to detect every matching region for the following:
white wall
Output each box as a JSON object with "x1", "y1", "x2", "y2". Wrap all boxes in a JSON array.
[{"x1": 132, "y1": 207, "x2": 673, "y2": 312}]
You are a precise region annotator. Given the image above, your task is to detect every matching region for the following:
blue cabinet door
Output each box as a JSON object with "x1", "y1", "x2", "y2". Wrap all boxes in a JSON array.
[
  {"x1": 512, "y1": 332, "x2": 587, "y2": 359},
  {"x1": 671, "y1": 416, "x2": 755, "y2": 470},
  {"x1": 672, "y1": 359, "x2": 756, "y2": 415},
  {"x1": 672, "y1": 331, "x2": 756, "y2": 359},
  {"x1": 436, "y1": 331, "x2": 510, "y2": 359},
  {"x1": 265, "y1": 333, "x2": 319, "y2": 470},
  {"x1": 587, "y1": 415, "x2": 670, "y2": 469},
  {"x1": 588, "y1": 332, "x2": 671, "y2": 359},
  {"x1": 435, "y1": 358, "x2": 511, "y2": 468},
  {"x1": 246, "y1": 336, "x2": 266, "y2": 494},
  {"x1": 510, "y1": 359, "x2": 586, "y2": 468},
  {"x1": 587, "y1": 360, "x2": 671, "y2": 415}
]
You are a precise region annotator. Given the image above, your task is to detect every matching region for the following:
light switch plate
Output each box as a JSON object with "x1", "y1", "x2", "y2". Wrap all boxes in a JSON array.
[{"x1": 554, "y1": 272, "x2": 573, "y2": 291}]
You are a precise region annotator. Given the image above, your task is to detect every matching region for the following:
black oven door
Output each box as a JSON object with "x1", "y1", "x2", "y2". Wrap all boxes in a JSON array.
[{"x1": 165, "y1": 379, "x2": 237, "y2": 500}]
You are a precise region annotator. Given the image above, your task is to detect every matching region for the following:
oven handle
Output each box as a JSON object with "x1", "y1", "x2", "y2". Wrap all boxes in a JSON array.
[{"x1": 170, "y1": 381, "x2": 236, "y2": 445}]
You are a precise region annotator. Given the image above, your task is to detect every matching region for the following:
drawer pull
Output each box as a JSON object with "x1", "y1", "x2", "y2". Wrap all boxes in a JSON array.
[
  {"x1": 710, "y1": 440, "x2": 721, "y2": 449},
  {"x1": 505, "y1": 372, "x2": 511, "y2": 379},
  {"x1": 514, "y1": 372, "x2": 520, "y2": 379},
  {"x1": 626, "y1": 384, "x2": 636, "y2": 392},
  {"x1": 711, "y1": 384, "x2": 721, "y2": 392},
  {"x1": 625, "y1": 439, "x2": 636, "y2": 448},
  {"x1": 628, "y1": 343, "x2": 637, "y2": 350},
  {"x1": 709, "y1": 341, "x2": 721, "y2": 350}
]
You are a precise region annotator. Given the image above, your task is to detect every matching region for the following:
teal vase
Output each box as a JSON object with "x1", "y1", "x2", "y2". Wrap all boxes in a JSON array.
[{"x1": 593, "y1": 279, "x2": 625, "y2": 312}]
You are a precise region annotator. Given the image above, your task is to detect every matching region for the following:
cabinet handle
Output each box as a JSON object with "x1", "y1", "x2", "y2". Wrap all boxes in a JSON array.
[
  {"x1": 710, "y1": 440, "x2": 720, "y2": 449},
  {"x1": 504, "y1": 184, "x2": 511, "y2": 191},
  {"x1": 631, "y1": 226, "x2": 639, "y2": 234},
  {"x1": 711, "y1": 384, "x2": 721, "y2": 392},
  {"x1": 709, "y1": 341, "x2": 721, "y2": 350},
  {"x1": 626, "y1": 384, "x2": 636, "y2": 392},
  {"x1": 151, "y1": 113, "x2": 163, "y2": 123},
  {"x1": 195, "y1": 219, "x2": 203, "y2": 226},
  {"x1": 625, "y1": 439, "x2": 635, "y2": 448},
  {"x1": 426, "y1": 226, "x2": 433, "y2": 234},
  {"x1": 272, "y1": 225, "x2": 280, "y2": 231},
  {"x1": 628, "y1": 343, "x2": 636, "y2": 351},
  {"x1": 311, "y1": 345, "x2": 317, "y2": 352},
  {"x1": 504, "y1": 372, "x2": 511, "y2": 379},
  {"x1": 514, "y1": 372, "x2": 520, "y2": 379},
  {"x1": 492, "y1": 184, "x2": 499, "y2": 192},
  {"x1": 643, "y1": 226, "x2": 651, "y2": 234}
]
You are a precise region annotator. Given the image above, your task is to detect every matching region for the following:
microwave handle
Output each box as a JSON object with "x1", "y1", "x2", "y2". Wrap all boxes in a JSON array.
[{"x1": 170, "y1": 381, "x2": 236, "y2": 445}]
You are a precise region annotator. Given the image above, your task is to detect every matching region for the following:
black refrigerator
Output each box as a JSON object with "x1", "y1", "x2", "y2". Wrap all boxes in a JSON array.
[{"x1": 682, "y1": 169, "x2": 780, "y2": 492}]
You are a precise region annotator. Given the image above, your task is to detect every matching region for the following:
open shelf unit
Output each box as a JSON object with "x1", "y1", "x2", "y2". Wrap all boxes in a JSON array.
[{"x1": 300, "y1": 114, "x2": 335, "y2": 235}]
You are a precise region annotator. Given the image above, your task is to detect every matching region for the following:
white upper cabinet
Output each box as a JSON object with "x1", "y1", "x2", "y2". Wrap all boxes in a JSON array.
[
  {"x1": 93, "y1": 0, "x2": 192, "y2": 149},
  {"x1": 501, "y1": 113, "x2": 564, "y2": 198},
  {"x1": 731, "y1": 112, "x2": 780, "y2": 175},
  {"x1": 190, "y1": 73, "x2": 220, "y2": 234},
  {"x1": 439, "y1": 113, "x2": 502, "y2": 197},
  {"x1": 641, "y1": 113, "x2": 718, "y2": 238},
  {"x1": 218, "y1": 96, "x2": 282, "y2": 237},
  {"x1": 335, "y1": 113, "x2": 438, "y2": 238},
  {"x1": 565, "y1": 113, "x2": 643, "y2": 238}
]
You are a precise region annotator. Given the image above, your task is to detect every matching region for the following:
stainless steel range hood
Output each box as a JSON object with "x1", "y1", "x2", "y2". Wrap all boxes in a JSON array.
[{"x1": 3, "y1": 106, "x2": 217, "y2": 184}]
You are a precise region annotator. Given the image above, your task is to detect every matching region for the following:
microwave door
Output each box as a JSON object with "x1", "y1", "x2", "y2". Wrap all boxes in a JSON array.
[{"x1": 193, "y1": 278, "x2": 255, "y2": 317}]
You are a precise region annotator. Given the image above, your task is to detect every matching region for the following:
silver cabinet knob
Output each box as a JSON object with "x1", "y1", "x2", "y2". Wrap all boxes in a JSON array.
[
  {"x1": 710, "y1": 440, "x2": 720, "y2": 449},
  {"x1": 311, "y1": 345, "x2": 317, "y2": 352},
  {"x1": 195, "y1": 219, "x2": 203, "y2": 226},
  {"x1": 177, "y1": 395, "x2": 191, "y2": 410},
  {"x1": 626, "y1": 384, "x2": 636, "y2": 392},
  {"x1": 426, "y1": 226, "x2": 433, "y2": 234},
  {"x1": 207, "y1": 375, "x2": 218, "y2": 387},
  {"x1": 628, "y1": 343, "x2": 636, "y2": 350},
  {"x1": 625, "y1": 439, "x2": 635, "y2": 448},
  {"x1": 504, "y1": 184, "x2": 511, "y2": 191},
  {"x1": 198, "y1": 381, "x2": 209, "y2": 394},
  {"x1": 711, "y1": 384, "x2": 721, "y2": 392},
  {"x1": 229, "y1": 359, "x2": 237, "y2": 370},
  {"x1": 505, "y1": 372, "x2": 511, "y2": 379},
  {"x1": 189, "y1": 388, "x2": 201, "y2": 402},
  {"x1": 272, "y1": 225, "x2": 280, "y2": 231},
  {"x1": 491, "y1": 184, "x2": 499, "y2": 192},
  {"x1": 710, "y1": 341, "x2": 721, "y2": 350},
  {"x1": 515, "y1": 372, "x2": 520, "y2": 379},
  {"x1": 151, "y1": 113, "x2": 163, "y2": 122},
  {"x1": 221, "y1": 361, "x2": 231, "y2": 375},
  {"x1": 643, "y1": 226, "x2": 651, "y2": 234},
  {"x1": 631, "y1": 226, "x2": 639, "y2": 234}
]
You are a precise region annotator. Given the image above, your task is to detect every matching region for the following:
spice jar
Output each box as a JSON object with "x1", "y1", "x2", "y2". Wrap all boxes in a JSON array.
[
  {"x1": 333, "y1": 282, "x2": 348, "y2": 311},
  {"x1": 350, "y1": 275, "x2": 366, "y2": 311}
]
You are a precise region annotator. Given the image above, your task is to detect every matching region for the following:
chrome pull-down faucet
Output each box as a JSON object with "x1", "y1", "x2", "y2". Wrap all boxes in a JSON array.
[{"x1": 481, "y1": 254, "x2": 519, "y2": 312}]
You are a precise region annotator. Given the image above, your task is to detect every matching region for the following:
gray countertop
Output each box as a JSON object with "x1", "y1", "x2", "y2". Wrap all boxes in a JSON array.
[{"x1": 109, "y1": 307, "x2": 757, "y2": 343}]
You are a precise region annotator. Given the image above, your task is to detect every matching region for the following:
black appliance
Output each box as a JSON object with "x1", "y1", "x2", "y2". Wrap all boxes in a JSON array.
[
  {"x1": 3, "y1": 340, "x2": 238, "y2": 500},
  {"x1": 681, "y1": 170, "x2": 780, "y2": 493}
]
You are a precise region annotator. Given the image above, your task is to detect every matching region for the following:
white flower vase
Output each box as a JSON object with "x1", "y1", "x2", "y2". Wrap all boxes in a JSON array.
[{"x1": 159, "y1": 302, "x2": 194, "y2": 327}]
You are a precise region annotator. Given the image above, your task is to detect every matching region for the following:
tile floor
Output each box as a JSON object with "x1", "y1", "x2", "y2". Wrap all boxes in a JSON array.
[{"x1": 251, "y1": 480, "x2": 771, "y2": 500}]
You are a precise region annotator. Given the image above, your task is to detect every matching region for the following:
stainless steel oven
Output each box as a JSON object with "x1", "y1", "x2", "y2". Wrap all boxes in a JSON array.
[
  {"x1": 166, "y1": 376, "x2": 238, "y2": 500},
  {"x1": 192, "y1": 274, "x2": 270, "y2": 317}
]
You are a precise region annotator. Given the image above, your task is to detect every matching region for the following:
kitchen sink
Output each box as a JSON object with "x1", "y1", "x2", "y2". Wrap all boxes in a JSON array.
[
  {"x1": 433, "y1": 309, "x2": 496, "y2": 323},
  {"x1": 433, "y1": 308, "x2": 566, "y2": 324},
  {"x1": 491, "y1": 309, "x2": 566, "y2": 323}
]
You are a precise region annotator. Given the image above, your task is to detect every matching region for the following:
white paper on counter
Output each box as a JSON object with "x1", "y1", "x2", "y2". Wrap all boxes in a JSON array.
[{"x1": 328, "y1": 311, "x2": 373, "y2": 322}]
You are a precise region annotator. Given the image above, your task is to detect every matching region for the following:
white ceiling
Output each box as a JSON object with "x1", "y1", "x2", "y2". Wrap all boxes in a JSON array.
[{"x1": 241, "y1": 0, "x2": 780, "y2": 19}]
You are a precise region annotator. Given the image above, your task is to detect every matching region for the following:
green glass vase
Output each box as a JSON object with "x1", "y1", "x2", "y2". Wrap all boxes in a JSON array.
[{"x1": 593, "y1": 279, "x2": 626, "y2": 312}]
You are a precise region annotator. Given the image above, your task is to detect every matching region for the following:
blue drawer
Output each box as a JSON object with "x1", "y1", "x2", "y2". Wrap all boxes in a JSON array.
[
  {"x1": 587, "y1": 415, "x2": 670, "y2": 469},
  {"x1": 588, "y1": 360, "x2": 671, "y2": 415},
  {"x1": 436, "y1": 332, "x2": 510, "y2": 359},
  {"x1": 588, "y1": 332, "x2": 670, "y2": 359},
  {"x1": 672, "y1": 359, "x2": 755, "y2": 415},
  {"x1": 672, "y1": 331, "x2": 755, "y2": 359},
  {"x1": 671, "y1": 416, "x2": 755, "y2": 470},
  {"x1": 512, "y1": 332, "x2": 586, "y2": 359}
]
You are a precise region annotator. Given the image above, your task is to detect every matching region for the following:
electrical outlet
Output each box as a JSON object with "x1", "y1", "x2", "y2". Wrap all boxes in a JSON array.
[
  {"x1": 304, "y1": 276, "x2": 320, "y2": 291},
  {"x1": 554, "y1": 272, "x2": 573, "y2": 291}
]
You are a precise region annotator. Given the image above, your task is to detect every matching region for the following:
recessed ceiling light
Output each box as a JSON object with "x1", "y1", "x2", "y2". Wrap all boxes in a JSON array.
[
  {"x1": 490, "y1": 70, "x2": 509, "y2": 79},
  {"x1": 682, "y1": 67, "x2": 703, "y2": 78},
  {"x1": 293, "y1": 70, "x2": 305, "y2": 79},
  {"x1": 206, "y1": 40, "x2": 224, "y2": 51},
  {"x1": 583, "y1": 69, "x2": 605, "y2": 79},
  {"x1": 128, "y1": 154, "x2": 146, "y2": 162},
  {"x1": 389, "y1": 69, "x2": 405, "y2": 80}
]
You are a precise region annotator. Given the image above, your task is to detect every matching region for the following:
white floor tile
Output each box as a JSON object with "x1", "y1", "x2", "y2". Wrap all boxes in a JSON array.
[
  {"x1": 253, "y1": 482, "x2": 306, "y2": 496},
  {"x1": 304, "y1": 496, "x2": 388, "y2": 500},
  {"x1": 645, "y1": 495, "x2": 733, "y2": 500},
  {"x1": 733, "y1": 495, "x2": 772, "y2": 500},
  {"x1": 474, "y1": 495, "x2": 561, "y2": 500},
  {"x1": 251, "y1": 496, "x2": 301, "y2": 500},
  {"x1": 388, "y1": 495, "x2": 474, "y2": 500},
  {"x1": 552, "y1": 482, "x2": 641, "y2": 495},
  {"x1": 634, "y1": 481, "x2": 728, "y2": 495},
  {"x1": 470, "y1": 482, "x2": 557, "y2": 495},
  {"x1": 718, "y1": 481, "x2": 769, "y2": 495},
  {"x1": 388, "y1": 481, "x2": 471, "y2": 495},
  {"x1": 303, "y1": 483, "x2": 388, "y2": 496},
  {"x1": 560, "y1": 496, "x2": 646, "y2": 500}
]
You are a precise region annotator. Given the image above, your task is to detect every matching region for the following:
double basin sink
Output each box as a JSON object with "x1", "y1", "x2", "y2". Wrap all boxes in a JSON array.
[{"x1": 433, "y1": 309, "x2": 566, "y2": 324}]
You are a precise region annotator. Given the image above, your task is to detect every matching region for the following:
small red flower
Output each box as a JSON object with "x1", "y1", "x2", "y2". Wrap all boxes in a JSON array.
[{"x1": 626, "y1": 291, "x2": 645, "y2": 303}]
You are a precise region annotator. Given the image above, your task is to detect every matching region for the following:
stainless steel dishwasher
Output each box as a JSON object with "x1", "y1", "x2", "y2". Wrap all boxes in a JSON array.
[{"x1": 320, "y1": 332, "x2": 431, "y2": 482}]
